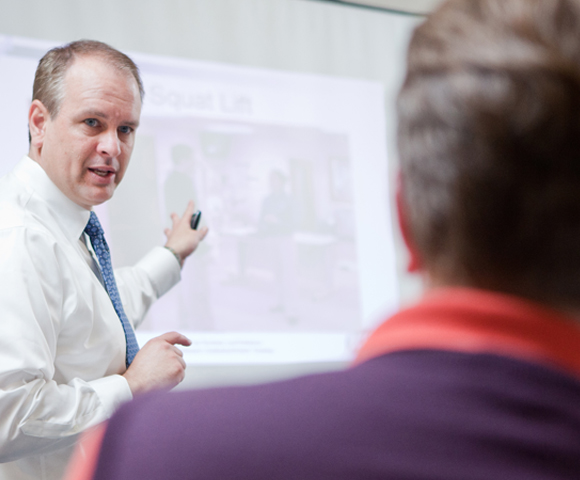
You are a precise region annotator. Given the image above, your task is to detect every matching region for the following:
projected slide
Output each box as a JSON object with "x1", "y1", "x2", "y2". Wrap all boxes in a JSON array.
[{"x1": 0, "y1": 35, "x2": 398, "y2": 364}]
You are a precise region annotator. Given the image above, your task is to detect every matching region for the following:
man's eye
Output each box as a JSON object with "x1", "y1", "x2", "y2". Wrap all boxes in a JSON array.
[
  {"x1": 118, "y1": 126, "x2": 133, "y2": 135},
  {"x1": 84, "y1": 119, "x2": 99, "y2": 127}
]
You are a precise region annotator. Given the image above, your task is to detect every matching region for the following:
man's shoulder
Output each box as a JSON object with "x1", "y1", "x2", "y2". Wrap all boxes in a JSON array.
[
  {"x1": 0, "y1": 171, "x2": 33, "y2": 230},
  {"x1": 111, "y1": 348, "x2": 580, "y2": 441},
  {"x1": 97, "y1": 351, "x2": 580, "y2": 480},
  {"x1": 98, "y1": 368, "x2": 360, "y2": 478},
  {"x1": 0, "y1": 164, "x2": 59, "y2": 237},
  {"x1": 107, "y1": 365, "x2": 366, "y2": 447},
  {"x1": 0, "y1": 180, "x2": 38, "y2": 230}
]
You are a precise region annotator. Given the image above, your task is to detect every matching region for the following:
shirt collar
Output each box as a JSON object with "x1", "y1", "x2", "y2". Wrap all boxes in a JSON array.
[
  {"x1": 13, "y1": 156, "x2": 91, "y2": 240},
  {"x1": 356, "y1": 287, "x2": 580, "y2": 379}
]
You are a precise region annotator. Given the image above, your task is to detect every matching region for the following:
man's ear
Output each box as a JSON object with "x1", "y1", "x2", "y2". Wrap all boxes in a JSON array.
[
  {"x1": 396, "y1": 173, "x2": 422, "y2": 273},
  {"x1": 28, "y1": 100, "x2": 50, "y2": 149}
]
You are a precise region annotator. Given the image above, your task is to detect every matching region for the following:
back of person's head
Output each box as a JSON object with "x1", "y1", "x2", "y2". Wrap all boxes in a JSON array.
[
  {"x1": 398, "y1": 0, "x2": 580, "y2": 309},
  {"x1": 32, "y1": 39, "x2": 144, "y2": 118}
]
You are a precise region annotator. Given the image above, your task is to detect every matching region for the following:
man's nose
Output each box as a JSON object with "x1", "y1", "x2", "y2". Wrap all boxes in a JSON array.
[{"x1": 98, "y1": 130, "x2": 121, "y2": 158}]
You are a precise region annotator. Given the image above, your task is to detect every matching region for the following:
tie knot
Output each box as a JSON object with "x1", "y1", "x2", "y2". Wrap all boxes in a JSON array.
[{"x1": 85, "y1": 211, "x2": 104, "y2": 239}]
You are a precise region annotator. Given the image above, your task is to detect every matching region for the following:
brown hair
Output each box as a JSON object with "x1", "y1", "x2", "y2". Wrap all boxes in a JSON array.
[
  {"x1": 398, "y1": 0, "x2": 580, "y2": 307},
  {"x1": 32, "y1": 39, "x2": 144, "y2": 117}
]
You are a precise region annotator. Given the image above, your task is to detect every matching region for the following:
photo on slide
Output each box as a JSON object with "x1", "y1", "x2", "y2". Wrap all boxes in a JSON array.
[{"x1": 109, "y1": 117, "x2": 360, "y2": 333}]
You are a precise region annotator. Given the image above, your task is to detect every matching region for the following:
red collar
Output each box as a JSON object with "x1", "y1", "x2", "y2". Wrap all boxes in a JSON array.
[{"x1": 356, "y1": 288, "x2": 580, "y2": 378}]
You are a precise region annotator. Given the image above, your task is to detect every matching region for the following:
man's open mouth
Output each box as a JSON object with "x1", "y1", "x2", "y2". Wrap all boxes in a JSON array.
[{"x1": 89, "y1": 168, "x2": 115, "y2": 177}]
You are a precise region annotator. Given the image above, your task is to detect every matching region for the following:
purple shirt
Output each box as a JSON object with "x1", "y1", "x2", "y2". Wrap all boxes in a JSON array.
[{"x1": 86, "y1": 289, "x2": 580, "y2": 480}]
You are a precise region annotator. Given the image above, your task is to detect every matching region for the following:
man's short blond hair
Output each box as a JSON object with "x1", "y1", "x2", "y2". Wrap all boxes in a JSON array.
[{"x1": 32, "y1": 39, "x2": 144, "y2": 118}]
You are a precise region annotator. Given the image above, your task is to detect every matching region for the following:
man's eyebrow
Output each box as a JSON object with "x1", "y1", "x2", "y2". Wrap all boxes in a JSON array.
[
  {"x1": 123, "y1": 120, "x2": 140, "y2": 128},
  {"x1": 82, "y1": 110, "x2": 140, "y2": 127}
]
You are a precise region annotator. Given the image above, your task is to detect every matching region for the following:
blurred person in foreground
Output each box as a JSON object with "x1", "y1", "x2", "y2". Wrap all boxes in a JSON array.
[
  {"x1": 67, "y1": 1, "x2": 580, "y2": 478},
  {"x1": 0, "y1": 40, "x2": 207, "y2": 480}
]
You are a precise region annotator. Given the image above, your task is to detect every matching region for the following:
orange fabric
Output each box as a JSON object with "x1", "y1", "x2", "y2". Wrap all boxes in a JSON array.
[
  {"x1": 356, "y1": 288, "x2": 580, "y2": 378},
  {"x1": 64, "y1": 422, "x2": 108, "y2": 480}
]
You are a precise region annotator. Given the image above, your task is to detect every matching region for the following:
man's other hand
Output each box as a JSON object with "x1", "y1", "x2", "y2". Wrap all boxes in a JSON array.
[
  {"x1": 122, "y1": 332, "x2": 192, "y2": 395},
  {"x1": 164, "y1": 201, "x2": 209, "y2": 265}
]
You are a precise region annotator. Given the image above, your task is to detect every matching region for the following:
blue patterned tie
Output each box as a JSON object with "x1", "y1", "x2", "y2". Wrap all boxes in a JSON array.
[{"x1": 84, "y1": 211, "x2": 139, "y2": 367}]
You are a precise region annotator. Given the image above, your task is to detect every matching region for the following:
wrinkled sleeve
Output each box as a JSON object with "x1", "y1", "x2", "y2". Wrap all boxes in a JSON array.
[
  {"x1": 114, "y1": 246, "x2": 181, "y2": 329},
  {"x1": 0, "y1": 227, "x2": 131, "y2": 462}
]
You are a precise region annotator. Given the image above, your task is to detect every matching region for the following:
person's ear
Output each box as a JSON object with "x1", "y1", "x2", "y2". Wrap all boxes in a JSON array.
[
  {"x1": 396, "y1": 173, "x2": 422, "y2": 273},
  {"x1": 28, "y1": 100, "x2": 50, "y2": 149}
]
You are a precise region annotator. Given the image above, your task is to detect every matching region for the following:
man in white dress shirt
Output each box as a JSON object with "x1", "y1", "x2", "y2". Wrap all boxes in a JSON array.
[{"x1": 0, "y1": 40, "x2": 208, "y2": 480}]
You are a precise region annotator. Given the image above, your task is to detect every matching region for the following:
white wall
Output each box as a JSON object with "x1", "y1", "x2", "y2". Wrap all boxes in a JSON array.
[{"x1": 0, "y1": 0, "x2": 424, "y2": 387}]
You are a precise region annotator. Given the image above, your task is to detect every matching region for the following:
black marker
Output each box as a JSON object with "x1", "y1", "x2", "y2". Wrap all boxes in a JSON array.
[{"x1": 190, "y1": 210, "x2": 202, "y2": 230}]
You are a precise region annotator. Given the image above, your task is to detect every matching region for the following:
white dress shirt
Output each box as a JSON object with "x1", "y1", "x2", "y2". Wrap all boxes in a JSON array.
[{"x1": 0, "y1": 156, "x2": 181, "y2": 480}]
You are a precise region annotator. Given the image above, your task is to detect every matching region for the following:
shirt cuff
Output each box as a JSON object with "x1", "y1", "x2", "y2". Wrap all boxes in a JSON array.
[
  {"x1": 135, "y1": 246, "x2": 181, "y2": 297},
  {"x1": 89, "y1": 375, "x2": 133, "y2": 419}
]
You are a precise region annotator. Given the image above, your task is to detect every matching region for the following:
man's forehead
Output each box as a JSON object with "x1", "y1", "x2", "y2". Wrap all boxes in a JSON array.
[
  {"x1": 60, "y1": 55, "x2": 142, "y2": 115},
  {"x1": 62, "y1": 55, "x2": 141, "y2": 98}
]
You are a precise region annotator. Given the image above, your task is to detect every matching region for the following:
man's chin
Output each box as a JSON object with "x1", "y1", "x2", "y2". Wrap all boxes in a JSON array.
[{"x1": 75, "y1": 189, "x2": 115, "y2": 210}]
